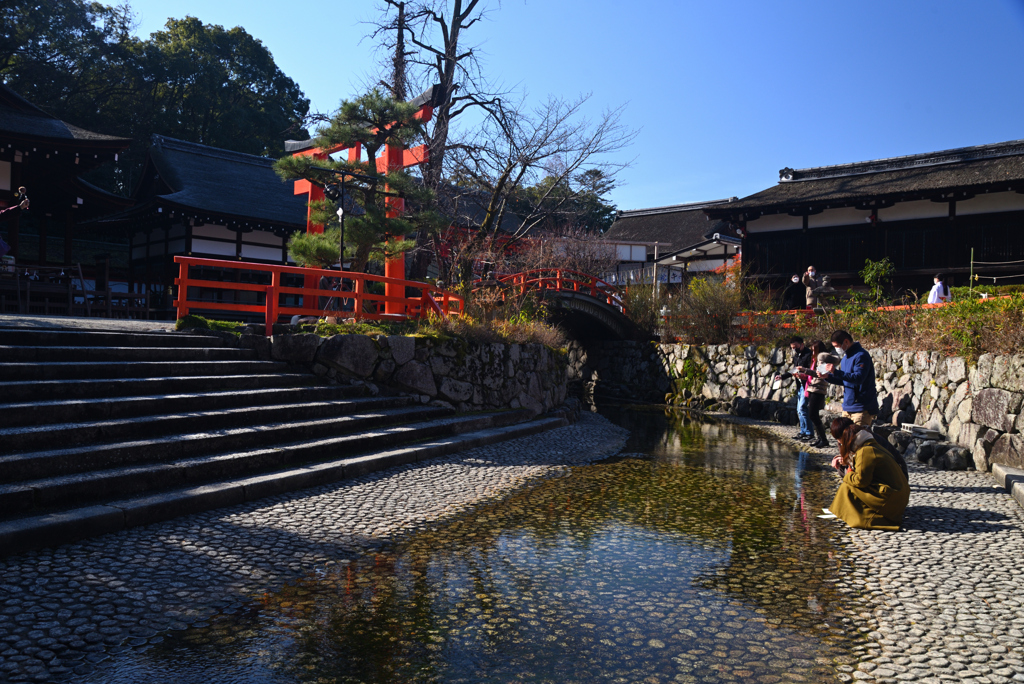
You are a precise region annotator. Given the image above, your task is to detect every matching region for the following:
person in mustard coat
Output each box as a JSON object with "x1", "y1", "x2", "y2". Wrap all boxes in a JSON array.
[{"x1": 827, "y1": 423, "x2": 910, "y2": 531}]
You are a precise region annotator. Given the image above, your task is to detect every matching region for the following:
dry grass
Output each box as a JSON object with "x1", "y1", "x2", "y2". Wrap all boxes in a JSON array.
[{"x1": 790, "y1": 295, "x2": 1024, "y2": 360}]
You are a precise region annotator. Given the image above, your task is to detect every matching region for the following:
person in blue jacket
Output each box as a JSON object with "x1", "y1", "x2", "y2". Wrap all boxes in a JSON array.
[{"x1": 820, "y1": 329, "x2": 878, "y2": 427}]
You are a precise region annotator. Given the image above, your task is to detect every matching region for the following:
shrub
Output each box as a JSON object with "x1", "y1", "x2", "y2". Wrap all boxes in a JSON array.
[{"x1": 175, "y1": 315, "x2": 245, "y2": 334}]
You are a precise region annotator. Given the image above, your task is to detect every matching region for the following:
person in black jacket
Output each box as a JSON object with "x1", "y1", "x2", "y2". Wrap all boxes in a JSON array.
[{"x1": 776, "y1": 336, "x2": 814, "y2": 441}]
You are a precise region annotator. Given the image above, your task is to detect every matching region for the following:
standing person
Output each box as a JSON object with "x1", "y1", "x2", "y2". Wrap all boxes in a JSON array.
[
  {"x1": 776, "y1": 336, "x2": 814, "y2": 441},
  {"x1": 0, "y1": 194, "x2": 29, "y2": 259},
  {"x1": 825, "y1": 423, "x2": 910, "y2": 531},
  {"x1": 795, "y1": 341, "x2": 835, "y2": 448},
  {"x1": 928, "y1": 273, "x2": 951, "y2": 304},
  {"x1": 801, "y1": 265, "x2": 822, "y2": 309},
  {"x1": 820, "y1": 330, "x2": 879, "y2": 427}
]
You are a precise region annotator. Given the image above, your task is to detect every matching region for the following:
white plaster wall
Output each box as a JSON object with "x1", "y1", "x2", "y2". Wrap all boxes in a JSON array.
[
  {"x1": 956, "y1": 192, "x2": 1024, "y2": 216},
  {"x1": 191, "y1": 239, "x2": 236, "y2": 257},
  {"x1": 746, "y1": 213, "x2": 801, "y2": 232},
  {"x1": 878, "y1": 199, "x2": 947, "y2": 222},
  {"x1": 240, "y1": 244, "x2": 283, "y2": 261},
  {"x1": 808, "y1": 206, "x2": 873, "y2": 228}
]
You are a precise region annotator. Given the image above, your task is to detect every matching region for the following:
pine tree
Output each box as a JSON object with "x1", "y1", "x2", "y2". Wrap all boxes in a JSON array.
[{"x1": 275, "y1": 89, "x2": 443, "y2": 273}]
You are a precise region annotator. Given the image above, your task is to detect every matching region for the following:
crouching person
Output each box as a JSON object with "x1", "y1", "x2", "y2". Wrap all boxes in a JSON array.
[{"x1": 829, "y1": 423, "x2": 910, "y2": 531}]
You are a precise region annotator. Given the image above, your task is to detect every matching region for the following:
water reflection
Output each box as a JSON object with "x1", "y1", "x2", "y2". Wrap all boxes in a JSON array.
[{"x1": 85, "y1": 408, "x2": 858, "y2": 684}]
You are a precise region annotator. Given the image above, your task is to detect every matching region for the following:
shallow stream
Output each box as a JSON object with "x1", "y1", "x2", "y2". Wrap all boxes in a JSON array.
[{"x1": 84, "y1": 408, "x2": 862, "y2": 683}]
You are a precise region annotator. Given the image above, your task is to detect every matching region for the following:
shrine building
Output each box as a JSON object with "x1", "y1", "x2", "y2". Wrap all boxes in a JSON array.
[
  {"x1": 704, "y1": 138, "x2": 1024, "y2": 292},
  {"x1": 0, "y1": 83, "x2": 131, "y2": 313},
  {"x1": 96, "y1": 135, "x2": 308, "y2": 317}
]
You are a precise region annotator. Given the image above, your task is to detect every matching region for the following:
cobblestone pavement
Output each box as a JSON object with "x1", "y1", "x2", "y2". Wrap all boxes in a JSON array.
[
  {"x1": 0, "y1": 413, "x2": 629, "y2": 682},
  {"x1": 5, "y1": 408, "x2": 1024, "y2": 683},
  {"x1": 728, "y1": 415, "x2": 1024, "y2": 684}
]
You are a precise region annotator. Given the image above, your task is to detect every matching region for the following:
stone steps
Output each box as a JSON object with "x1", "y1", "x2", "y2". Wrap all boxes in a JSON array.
[
  {"x1": 0, "y1": 359, "x2": 293, "y2": 381},
  {"x1": 0, "y1": 373, "x2": 327, "y2": 402},
  {"x1": 0, "y1": 409, "x2": 535, "y2": 518},
  {"x1": 0, "y1": 416, "x2": 567, "y2": 556},
  {"x1": 0, "y1": 344, "x2": 258, "y2": 362},
  {"x1": 0, "y1": 328, "x2": 232, "y2": 348},
  {"x1": 0, "y1": 405, "x2": 452, "y2": 481},
  {"x1": 0, "y1": 384, "x2": 366, "y2": 427},
  {"x1": 0, "y1": 324, "x2": 569, "y2": 556},
  {"x1": 0, "y1": 395, "x2": 418, "y2": 453}
]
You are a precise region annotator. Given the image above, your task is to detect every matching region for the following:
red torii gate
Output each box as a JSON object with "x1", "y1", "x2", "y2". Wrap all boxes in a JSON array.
[{"x1": 289, "y1": 89, "x2": 435, "y2": 314}]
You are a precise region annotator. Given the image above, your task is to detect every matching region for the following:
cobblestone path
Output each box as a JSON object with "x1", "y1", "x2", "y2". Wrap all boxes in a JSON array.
[
  {"x1": 736, "y1": 416, "x2": 1024, "y2": 684},
  {"x1": 838, "y1": 460, "x2": 1024, "y2": 684},
  {"x1": 4, "y1": 409, "x2": 1024, "y2": 683},
  {"x1": 0, "y1": 413, "x2": 629, "y2": 682}
]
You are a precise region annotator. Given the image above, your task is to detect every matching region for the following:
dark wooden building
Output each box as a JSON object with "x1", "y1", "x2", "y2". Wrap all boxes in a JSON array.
[
  {"x1": 0, "y1": 83, "x2": 131, "y2": 312},
  {"x1": 98, "y1": 135, "x2": 308, "y2": 316},
  {"x1": 705, "y1": 139, "x2": 1024, "y2": 291}
]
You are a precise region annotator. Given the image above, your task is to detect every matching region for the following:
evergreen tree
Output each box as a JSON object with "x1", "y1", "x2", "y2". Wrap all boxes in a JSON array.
[{"x1": 275, "y1": 89, "x2": 444, "y2": 274}]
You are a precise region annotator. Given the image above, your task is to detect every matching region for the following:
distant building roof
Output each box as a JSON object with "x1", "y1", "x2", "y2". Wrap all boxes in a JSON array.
[
  {"x1": 603, "y1": 198, "x2": 737, "y2": 251},
  {"x1": 708, "y1": 138, "x2": 1024, "y2": 219},
  {"x1": 145, "y1": 135, "x2": 307, "y2": 230},
  {"x1": 0, "y1": 83, "x2": 130, "y2": 147}
]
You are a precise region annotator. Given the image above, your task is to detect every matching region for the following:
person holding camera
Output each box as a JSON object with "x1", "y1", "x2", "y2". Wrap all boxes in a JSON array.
[
  {"x1": 801, "y1": 265, "x2": 822, "y2": 309},
  {"x1": 0, "y1": 195, "x2": 29, "y2": 220},
  {"x1": 0, "y1": 189, "x2": 28, "y2": 258},
  {"x1": 775, "y1": 336, "x2": 814, "y2": 441}
]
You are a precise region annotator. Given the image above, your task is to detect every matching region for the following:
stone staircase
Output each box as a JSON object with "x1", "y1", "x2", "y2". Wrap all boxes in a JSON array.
[{"x1": 0, "y1": 326, "x2": 568, "y2": 556}]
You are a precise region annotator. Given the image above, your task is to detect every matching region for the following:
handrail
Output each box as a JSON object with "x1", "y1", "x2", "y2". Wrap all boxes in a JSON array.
[
  {"x1": 474, "y1": 268, "x2": 625, "y2": 311},
  {"x1": 173, "y1": 256, "x2": 463, "y2": 335}
]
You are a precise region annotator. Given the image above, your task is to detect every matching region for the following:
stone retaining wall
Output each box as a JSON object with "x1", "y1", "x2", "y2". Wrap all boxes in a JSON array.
[
  {"x1": 571, "y1": 339, "x2": 1023, "y2": 473},
  {"x1": 241, "y1": 332, "x2": 568, "y2": 417}
]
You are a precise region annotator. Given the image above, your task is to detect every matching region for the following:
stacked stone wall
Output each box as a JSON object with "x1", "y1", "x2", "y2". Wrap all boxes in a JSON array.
[
  {"x1": 242, "y1": 332, "x2": 568, "y2": 417},
  {"x1": 571, "y1": 338, "x2": 1024, "y2": 473}
]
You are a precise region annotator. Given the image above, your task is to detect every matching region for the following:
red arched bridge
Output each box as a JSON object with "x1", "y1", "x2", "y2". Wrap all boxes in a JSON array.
[
  {"x1": 472, "y1": 269, "x2": 637, "y2": 340},
  {"x1": 173, "y1": 259, "x2": 636, "y2": 339}
]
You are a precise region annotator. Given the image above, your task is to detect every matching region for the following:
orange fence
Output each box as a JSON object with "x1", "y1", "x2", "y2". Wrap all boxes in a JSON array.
[
  {"x1": 173, "y1": 257, "x2": 463, "y2": 334},
  {"x1": 476, "y1": 269, "x2": 625, "y2": 311}
]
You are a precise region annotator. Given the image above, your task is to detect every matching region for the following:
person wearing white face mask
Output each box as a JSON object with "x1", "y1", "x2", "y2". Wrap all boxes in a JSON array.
[
  {"x1": 927, "y1": 273, "x2": 951, "y2": 305},
  {"x1": 819, "y1": 329, "x2": 879, "y2": 427},
  {"x1": 801, "y1": 266, "x2": 823, "y2": 309}
]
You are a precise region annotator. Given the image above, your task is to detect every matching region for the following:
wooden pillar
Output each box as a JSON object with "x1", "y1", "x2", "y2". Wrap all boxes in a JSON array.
[
  {"x1": 65, "y1": 211, "x2": 74, "y2": 267},
  {"x1": 38, "y1": 214, "x2": 47, "y2": 264},
  {"x1": 7, "y1": 214, "x2": 18, "y2": 260},
  {"x1": 8, "y1": 155, "x2": 21, "y2": 260}
]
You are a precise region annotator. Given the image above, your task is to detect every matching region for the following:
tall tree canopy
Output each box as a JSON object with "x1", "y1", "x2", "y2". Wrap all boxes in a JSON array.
[{"x1": 0, "y1": 1, "x2": 310, "y2": 194}]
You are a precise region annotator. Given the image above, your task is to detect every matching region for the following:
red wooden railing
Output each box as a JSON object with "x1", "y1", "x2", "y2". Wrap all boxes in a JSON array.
[
  {"x1": 475, "y1": 269, "x2": 625, "y2": 311},
  {"x1": 173, "y1": 257, "x2": 463, "y2": 334}
]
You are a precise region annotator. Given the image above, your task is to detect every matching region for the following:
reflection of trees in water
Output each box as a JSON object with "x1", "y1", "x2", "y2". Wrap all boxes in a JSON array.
[
  {"x1": 128, "y1": 416, "x2": 856, "y2": 683},
  {"x1": 251, "y1": 446, "x2": 852, "y2": 682}
]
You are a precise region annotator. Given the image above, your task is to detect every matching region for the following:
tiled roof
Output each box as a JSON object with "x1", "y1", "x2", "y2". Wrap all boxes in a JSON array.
[
  {"x1": 709, "y1": 139, "x2": 1024, "y2": 217},
  {"x1": 0, "y1": 83, "x2": 130, "y2": 146},
  {"x1": 148, "y1": 135, "x2": 307, "y2": 229},
  {"x1": 603, "y1": 199, "x2": 737, "y2": 250}
]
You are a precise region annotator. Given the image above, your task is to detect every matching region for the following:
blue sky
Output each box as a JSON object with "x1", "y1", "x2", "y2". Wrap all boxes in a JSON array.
[{"x1": 126, "y1": 0, "x2": 1024, "y2": 211}]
